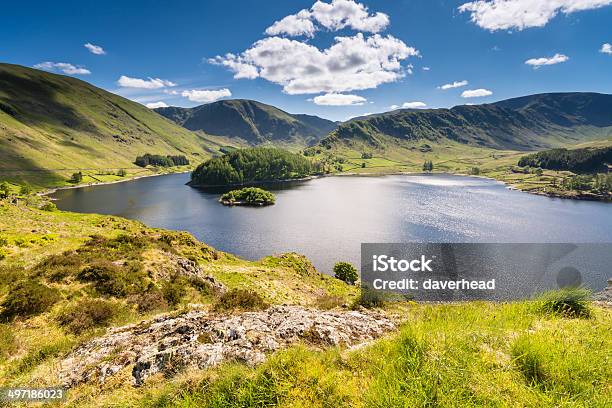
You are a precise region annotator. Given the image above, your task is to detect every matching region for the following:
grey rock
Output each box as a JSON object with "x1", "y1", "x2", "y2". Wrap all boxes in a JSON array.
[{"x1": 58, "y1": 306, "x2": 394, "y2": 387}]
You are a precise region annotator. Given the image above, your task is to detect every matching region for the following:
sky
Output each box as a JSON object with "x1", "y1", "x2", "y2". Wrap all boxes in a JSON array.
[{"x1": 1, "y1": 0, "x2": 611, "y2": 121}]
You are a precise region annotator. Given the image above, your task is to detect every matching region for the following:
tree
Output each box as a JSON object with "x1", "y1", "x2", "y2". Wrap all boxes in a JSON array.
[
  {"x1": 69, "y1": 172, "x2": 83, "y2": 184},
  {"x1": 0, "y1": 182, "x2": 10, "y2": 199},
  {"x1": 19, "y1": 184, "x2": 32, "y2": 195},
  {"x1": 535, "y1": 168, "x2": 544, "y2": 177},
  {"x1": 470, "y1": 167, "x2": 480, "y2": 175},
  {"x1": 361, "y1": 152, "x2": 373, "y2": 159},
  {"x1": 361, "y1": 162, "x2": 366, "y2": 168},
  {"x1": 422, "y1": 160, "x2": 433, "y2": 172},
  {"x1": 117, "y1": 169, "x2": 127, "y2": 177},
  {"x1": 334, "y1": 262, "x2": 358, "y2": 285}
]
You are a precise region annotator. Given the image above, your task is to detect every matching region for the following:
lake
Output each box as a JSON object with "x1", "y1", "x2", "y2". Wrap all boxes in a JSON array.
[{"x1": 51, "y1": 173, "x2": 612, "y2": 293}]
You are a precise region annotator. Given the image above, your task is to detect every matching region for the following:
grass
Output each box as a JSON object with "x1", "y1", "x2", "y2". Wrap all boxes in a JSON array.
[{"x1": 83, "y1": 301, "x2": 610, "y2": 408}]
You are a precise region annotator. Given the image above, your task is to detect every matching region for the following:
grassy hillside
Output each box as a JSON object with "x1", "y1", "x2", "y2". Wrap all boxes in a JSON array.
[
  {"x1": 156, "y1": 99, "x2": 337, "y2": 149},
  {"x1": 319, "y1": 92, "x2": 612, "y2": 153},
  {"x1": 0, "y1": 198, "x2": 609, "y2": 407},
  {"x1": 0, "y1": 63, "x2": 221, "y2": 188}
]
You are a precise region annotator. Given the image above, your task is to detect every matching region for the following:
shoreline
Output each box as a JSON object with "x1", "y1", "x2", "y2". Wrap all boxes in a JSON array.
[
  {"x1": 38, "y1": 167, "x2": 609, "y2": 203},
  {"x1": 40, "y1": 169, "x2": 191, "y2": 197}
]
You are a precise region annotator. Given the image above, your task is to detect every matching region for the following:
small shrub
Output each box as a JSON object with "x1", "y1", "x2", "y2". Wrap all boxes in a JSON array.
[
  {"x1": 130, "y1": 286, "x2": 168, "y2": 313},
  {"x1": 33, "y1": 251, "x2": 82, "y2": 281},
  {"x1": 0, "y1": 182, "x2": 10, "y2": 199},
  {"x1": 77, "y1": 260, "x2": 146, "y2": 297},
  {"x1": 19, "y1": 184, "x2": 32, "y2": 195},
  {"x1": 213, "y1": 289, "x2": 268, "y2": 312},
  {"x1": 40, "y1": 202, "x2": 57, "y2": 212},
  {"x1": 333, "y1": 262, "x2": 358, "y2": 285},
  {"x1": 537, "y1": 288, "x2": 592, "y2": 318},
  {"x1": 351, "y1": 289, "x2": 386, "y2": 309},
  {"x1": 161, "y1": 278, "x2": 187, "y2": 307},
  {"x1": 0, "y1": 281, "x2": 60, "y2": 320},
  {"x1": 57, "y1": 299, "x2": 118, "y2": 334},
  {"x1": 0, "y1": 236, "x2": 8, "y2": 247},
  {"x1": 69, "y1": 172, "x2": 83, "y2": 184}
]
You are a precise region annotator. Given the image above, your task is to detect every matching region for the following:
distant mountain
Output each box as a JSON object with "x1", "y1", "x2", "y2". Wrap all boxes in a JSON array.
[
  {"x1": 0, "y1": 63, "x2": 218, "y2": 186},
  {"x1": 319, "y1": 93, "x2": 612, "y2": 151},
  {"x1": 155, "y1": 100, "x2": 337, "y2": 147}
]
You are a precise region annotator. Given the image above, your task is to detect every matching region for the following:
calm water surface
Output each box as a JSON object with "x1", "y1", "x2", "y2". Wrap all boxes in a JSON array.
[{"x1": 51, "y1": 173, "x2": 612, "y2": 290}]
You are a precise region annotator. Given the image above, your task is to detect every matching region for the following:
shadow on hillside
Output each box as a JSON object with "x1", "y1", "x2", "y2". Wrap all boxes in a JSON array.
[{"x1": 0, "y1": 69, "x2": 96, "y2": 132}]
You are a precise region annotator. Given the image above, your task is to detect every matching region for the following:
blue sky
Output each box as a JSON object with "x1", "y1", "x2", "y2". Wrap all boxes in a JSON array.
[{"x1": 2, "y1": 0, "x2": 611, "y2": 120}]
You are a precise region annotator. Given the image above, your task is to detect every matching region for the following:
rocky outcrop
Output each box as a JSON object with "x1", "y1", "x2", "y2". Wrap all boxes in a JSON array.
[{"x1": 58, "y1": 306, "x2": 395, "y2": 387}]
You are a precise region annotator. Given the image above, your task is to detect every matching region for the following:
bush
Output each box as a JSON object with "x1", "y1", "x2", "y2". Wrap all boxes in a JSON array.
[
  {"x1": 117, "y1": 168, "x2": 127, "y2": 177},
  {"x1": 57, "y1": 299, "x2": 117, "y2": 334},
  {"x1": 469, "y1": 167, "x2": 480, "y2": 175},
  {"x1": 77, "y1": 260, "x2": 146, "y2": 297},
  {"x1": 537, "y1": 288, "x2": 592, "y2": 318},
  {"x1": 351, "y1": 288, "x2": 386, "y2": 309},
  {"x1": 129, "y1": 286, "x2": 168, "y2": 313},
  {"x1": 69, "y1": 172, "x2": 83, "y2": 184},
  {"x1": 333, "y1": 262, "x2": 358, "y2": 285},
  {"x1": 161, "y1": 278, "x2": 187, "y2": 307},
  {"x1": 0, "y1": 182, "x2": 10, "y2": 199},
  {"x1": 0, "y1": 281, "x2": 60, "y2": 320},
  {"x1": 40, "y1": 202, "x2": 57, "y2": 212},
  {"x1": 33, "y1": 251, "x2": 82, "y2": 281},
  {"x1": 213, "y1": 289, "x2": 268, "y2": 312},
  {"x1": 19, "y1": 184, "x2": 32, "y2": 195}
]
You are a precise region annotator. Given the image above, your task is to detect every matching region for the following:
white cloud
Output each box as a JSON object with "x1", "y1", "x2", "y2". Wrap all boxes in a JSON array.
[
  {"x1": 422, "y1": 66, "x2": 431, "y2": 71},
  {"x1": 265, "y1": 0, "x2": 389, "y2": 38},
  {"x1": 181, "y1": 88, "x2": 232, "y2": 103},
  {"x1": 265, "y1": 9, "x2": 316, "y2": 37},
  {"x1": 313, "y1": 93, "x2": 366, "y2": 105},
  {"x1": 146, "y1": 101, "x2": 169, "y2": 109},
  {"x1": 461, "y1": 88, "x2": 493, "y2": 98},
  {"x1": 601, "y1": 43, "x2": 612, "y2": 54},
  {"x1": 117, "y1": 76, "x2": 177, "y2": 89},
  {"x1": 210, "y1": 33, "x2": 418, "y2": 95},
  {"x1": 390, "y1": 101, "x2": 427, "y2": 109},
  {"x1": 459, "y1": 0, "x2": 612, "y2": 31},
  {"x1": 84, "y1": 42, "x2": 105, "y2": 55},
  {"x1": 33, "y1": 62, "x2": 90, "y2": 75},
  {"x1": 439, "y1": 80, "x2": 468, "y2": 90},
  {"x1": 525, "y1": 53, "x2": 569, "y2": 68}
]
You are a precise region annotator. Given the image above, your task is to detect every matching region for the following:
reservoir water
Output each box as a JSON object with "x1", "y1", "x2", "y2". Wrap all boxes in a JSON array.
[{"x1": 51, "y1": 173, "x2": 612, "y2": 292}]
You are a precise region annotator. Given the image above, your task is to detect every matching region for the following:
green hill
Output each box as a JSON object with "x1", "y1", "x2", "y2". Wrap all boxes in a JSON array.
[
  {"x1": 155, "y1": 99, "x2": 337, "y2": 148},
  {"x1": 0, "y1": 63, "x2": 219, "y2": 187},
  {"x1": 318, "y1": 92, "x2": 612, "y2": 152}
]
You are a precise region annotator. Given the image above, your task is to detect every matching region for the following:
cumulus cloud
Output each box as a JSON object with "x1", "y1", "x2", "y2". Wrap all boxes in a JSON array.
[
  {"x1": 439, "y1": 80, "x2": 468, "y2": 90},
  {"x1": 117, "y1": 76, "x2": 177, "y2": 89},
  {"x1": 525, "y1": 53, "x2": 569, "y2": 68},
  {"x1": 265, "y1": 0, "x2": 389, "y2": 38},
  {"x1": 33, "y1": 62, "x2": 90, "y2": 75},
  {"x1": 181, "y1": 88, "x2": 232, "y2": 103},
  {"x1": 265, "y1": 9, "x2": 317, "y2": 37},
  {"x1": 461, "y1": 88, "x2": 493, "y2": 98},
  {"x1": 601, "y1": 43, "x2": 612, "y2": 54},
  {"x1": 422, "y1": 66, "x2": 431, "y2": 71},
  {"x1": 459, "y1": 0, "x2": 612, "y2": 31},
  {"x1": 313, "y1": 93, "x2": 366, "y2": 105},
  {"x1": 84, "y1": 42, "x2": 105, "y2": 55},
  {"x1": 145, "y1": 101, "x2": 169, "y2": 109},
  {"x1": 210, "y1": 33, "x2": 418, "y2": 95},
  {"x1": 390, "y1": 101, "x2": 427, "y2": 109}
]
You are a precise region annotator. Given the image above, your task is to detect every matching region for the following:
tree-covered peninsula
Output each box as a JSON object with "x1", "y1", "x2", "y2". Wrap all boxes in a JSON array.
[{"x1": 189, "y1": 147, "x2": 320, "y2": 186}]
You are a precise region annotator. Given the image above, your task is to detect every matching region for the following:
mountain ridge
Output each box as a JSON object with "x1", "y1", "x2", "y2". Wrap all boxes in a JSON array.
[
  {"x1": 155, "y1": 99, "x2": 337, "y2": 147},
  {"x1": 320, "y1": 92, "x2": 612, "y2": 152}
]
